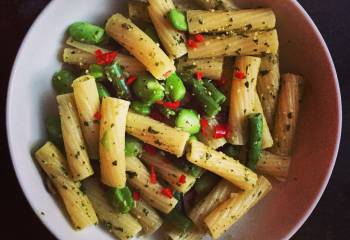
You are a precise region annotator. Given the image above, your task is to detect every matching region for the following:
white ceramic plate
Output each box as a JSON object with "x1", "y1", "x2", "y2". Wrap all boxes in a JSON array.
[{"x1": 7, "y1": 0, "x2": 341, "y2": 239}]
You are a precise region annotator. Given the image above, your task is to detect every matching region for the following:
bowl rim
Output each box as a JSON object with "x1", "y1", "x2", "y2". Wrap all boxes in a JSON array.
[{"x1": 6, "y1": 0, "x2": 342, "y2": 239}]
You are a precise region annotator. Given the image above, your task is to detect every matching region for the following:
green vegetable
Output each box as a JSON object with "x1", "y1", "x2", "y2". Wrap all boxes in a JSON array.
[
  {"x1": 105, "y1": 62, "x2": 131, "y2": 100},
  {"x1": 180, "y1": 72, "x2": 221, "y2": 117},
  {"x1": 247, "y1": 113, "x2": 263, "y2": 171},
  {"x1": 157, "y1": 105, "x2": 176, "y2": 119},
  {"x1": 173, "y1": 157, "x2": 204, "y2": 178},
  {"x1": 108, "y1": 186, "x2": 134, "y2": 214},
  {"x1": 168, "y1": 9, "x2": 188, "y2": 31},
  {"x1": 52, "y1": 69, "x2": 75, "y2": 94},
  {"x1": 166, "y1": 209, "x2": 193, "y2": 232},
  {"x1": 68, "y1": 22, "x2": 106, "y2": 44},
  {"x1": 144, "y1": 24, "x2": 160, "y2": 43},
  {"x1": 203, "y1": 79, "x2": 226, "y2": 105},
  {"x1": 125, "y1": 135, "x2": 143, "y2": 157},
  {"x1": 194, "y1": 172, "x2": 219, "y2": 198},
  {"x1": 175, "y1": 109, "x2": 201, "y2": 134},
  {"x1": 131, "y1": 101, "x2": 152, "y2": 115},
  {"x1": 189, "y1": 135, "x2": 198, "y2": 142},
  {"x1": 173, "y1": 191, "x2": 185, "y2": 212},
  {"x1": 221, "y1": 144, "x2": 240, "y2": 158},
  {"x1": 45, "y1": 116, "x2": 63, "y2": 146},
  {"x1": 133, "y1": 74, "x2": 164, "y2": 103},
  {"x1": 165, "y1": 73, "x2": 186, "y2": 101},
  {"x1": 96, "y1": 82, "x2": 110, "y2": 99},
  {"x1": 88, "y1": 64, "x2": 105, "y2": 80}
]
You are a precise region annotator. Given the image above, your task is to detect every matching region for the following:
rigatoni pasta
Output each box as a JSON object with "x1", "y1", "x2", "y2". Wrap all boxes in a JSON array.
[
  {"x1": 63, "y1": 47, "x2": 95, "y2": 67},
  {"x1": 186, "y1": 140, "x2": 258, "y2": 190},
  {"x1": 130, "y1": 198, "x2": 163, "y2": 235},
  {"x1": 99, "y1": 97, "x2": 130, "y2": 188},
  {"x1": 128, "y1": 0, "x2": 151, "y2": 23},
  {"x1": 148, "y1": 0, "x2": 188, "y2": 58},
  {"x1": 271, "y1": 73, "x2": 303, "y2": 156},
  {"x1": 126, "y1": 156, "x2": 178, "y2": 213},
  {"x1": 187, "y1": 9, "x2": 276, "y2": 34},
  {"x1": 189, "y1": 179, "x2": 236, "y2": 230},
  {"x1": 165, "y1": 226, "x2": 205, "y2": 240},
  {"x1": 256, "y1": 150, "x2": 291, "y2": 181},
  {"x1": 105, "y1": 13, "x2": 176, "y2": 80},
  {"x1": 72, "y1": 75, "x2": 100, "y2": 159},
  {"x1": 204, "y1": 176, "x2": 272, "y2": 239},
  {"x1": 126, "y1": 111, "x2": 190, "y2": 157},
  {"x1": 141, "y1": 151, "x2": 196, "y2": 193},
  {"x1": 57, "y1": 93, "x2": 93, "y2": 181},
  {"x1": 177, "y1": 57, "x2": 224, "y2": 80},
  {"x1": 188, "y1": 30, "x2": 279, "y2": 59},
  {"x1": 35, "y1": 142, "x2": 97, "y2": 229},
  {"x1": 84, "y1": 178, "x2": 142, "y2": 240}
]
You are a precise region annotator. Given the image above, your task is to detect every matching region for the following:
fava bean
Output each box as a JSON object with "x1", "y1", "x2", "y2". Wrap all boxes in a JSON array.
[
  {"x1": 68, "y1": 22, "x2": 106, "y2": 44},
  {"x1": 131, "y1": 101, "x2": 152, "y2": 116},
  {"x1": 133, "y1": 74, "x2": 164, "y2": 103},
  {"x1": 175, "y1": 109, "x2": 200, "y2": 134},
  {"x1": 168, "y1": 9, "x2": 188, "y2": 31},
  {"x1": 165, "y1": 73, "x2": 186, "y2": 101},
  {"x1": 52, "y1": 69, "x2": 76, "y2": 94}
]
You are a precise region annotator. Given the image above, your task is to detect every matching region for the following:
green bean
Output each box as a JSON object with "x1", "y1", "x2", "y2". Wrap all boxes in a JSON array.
[
  {"x1": 108, "y1": 186, "x2": 134, "y2": 214},
  {"x1": 179, "y1": 72, "x2": 221, "y2": 117},
  {"x1": 125, "y1": 135, "x2": 143, "y2": 157},
  {"x1": 203, "y1": 79, "x2": 226, "y2": 105},
  {"x1": 221, "y1": 144, "x2": 240, "y2": 159},
  {"x1": 88, "y1": 64, "x2": 105, "y2": 80},
  {"x1": 175, "y1": 109, "x2": 201, "y2": 134},
  {"x1": 52, "y1": 69, "x2": 76, "y2": 94},
  {"x1": 45, "y1": 116, "x2": 63, "y2": 146},
  {"x1": 166, "y1": 209, "x2": 193, "y2": 232},
  {"x1": 133, "y1": 74, "x2": 164, "y2": 103},
  {"x1": 157, "y1": 105, "x2": 176, "y2": 119},
  {"x1": 68, "y1": 22, "x2": 106, "y2": 44},
  {"x1": 247, "y1": 113, "x2": 263, "y2": 171},
  {"x1": 194, "y1": 172, "x2": 219, "y2": 198},
  {"x1": 144, "y1": 24, "x2": 160, "y2": 43},
  {"x1": 165, "y1": 73, "x2": 186, "y2": 101},
  {"x1": 105, "y1": 62, "x2": 131, "y2": 100},
  {"x1": 131, "y1": 101, "x2": 152, "y2": 116},
  {"x1": 96, "y1": 82, "x2": 111, "y2": 100},
  {"x1": 168, "y1": 9, "x2": 188, "y2": 31}
]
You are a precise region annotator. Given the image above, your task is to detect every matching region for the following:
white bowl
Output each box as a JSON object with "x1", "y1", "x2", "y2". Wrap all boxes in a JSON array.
[{"x1": 7, "y1": 0, "x2": 341, "y2": 239}]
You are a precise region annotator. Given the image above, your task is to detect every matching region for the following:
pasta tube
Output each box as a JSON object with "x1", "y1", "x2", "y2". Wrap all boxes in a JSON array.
[
  {"x1": 165, "y1": 226, "x2": 205, "y2": 240},
  {"x1": 204, "y1": 176, "x2": 272, "y2": 239},
  {"x1": 177, "y1": 57, "x2": 224, "y2": 80},
  {"x1": 141, "y1": 151, "x2": 196, "y2": 193},
  {"x1": 148, "y1": 0, "x2": 187, "y2": 58},
  {"x1": 72, "y1": 75, "x2": 100, "y2": 159},
  {"x1": 186, "y1": 140, "x2": 257, "y2": 190},
  {"x1": 57, "y1": 93, "x2": 93, "y2": 180},
  {"x1": 196, "y1": 117, "x2": 227, "y2": 149},
  {"x1": 128, "y1": 0, "x2": 151, "y2": 23},
  {"x1": 189, "y1": 180, "x2": 236, "y2": 230},
  {"x1": 66, "y1": 37, "x2": 146, "y2": 75},
  {"x1": 228, "y1": 56, "x2": 261, "y2": 145},
  {"x1": 194, "y1": 0, "x2": 238, "y2": 10},
  {"x1": 99, "y1": 97, "x2": 130, "y2": 188},
  {"x1": 257, "y1": 54, "x2": 280, "y2": 129},
  {"x1": 271, "y1": 73, "x2": 303, "y2": 156},
  {"x1": 126, "y1": 111, "x2": 190, "y2": 157},
  {"x1": 35, "y1": 142, "x2": 97, "y2": 229},
  {"x1": 126, "y1": 156, "x2": 178, "y2": 213},
  {"x1": 105, "y1": 13, "x2": 176, "y2": 80},
  {"x1": 256, "y1": 150, "x2": 291, "y2": 181},
  {"x1": 188, "y1": 30, "x2": 279, "y2": 59},
  {"x1": 63, "y1": 48, "x2": 95, "y2": 67},
  {"x1": 130, "y1": 198, "x2": 163, "y2": 235},
  {"x1": 187, "y1": 9, "x2": 275, "y2": 34},
  {"x1": 84, "y1": 178, "x2": 142, "y2": 240}
]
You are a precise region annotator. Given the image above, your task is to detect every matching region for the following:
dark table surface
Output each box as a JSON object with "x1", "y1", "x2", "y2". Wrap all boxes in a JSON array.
[{"x1": 1, "y1": 0, "x2": 349, "y2": 239}]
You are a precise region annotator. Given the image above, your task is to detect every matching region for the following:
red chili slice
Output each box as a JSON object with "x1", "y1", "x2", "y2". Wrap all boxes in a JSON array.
[
  {"x1": 213, "y1": 124, "x2": 228, "y2": 139},
  {"x1": 234, "y1": 70, "x2": 245, "y2": 79},
  {"x1": 178, "y1": 175, "x2": 186, "y2": 184},
  {"x1": 195, "y1": 71, "x2": 204, "y2": 80},
  {"x1": 126, "y1": 76, "x2": 137, "y2": 85},
  {"x1": 144, "y1": 144, "x2": 157, "y2": 155},
  {"x1": 200, "y1": 118, "x2": 209, "y2": 137},
  {"x1": 150, "y1": 165, "x2": 157, "y2": 184},
  {"x1": 187, "y1": 39, "x2": 198, "y2": 49},
  {"x1": 133, "y1": 191, "x2": 140, "y2": 201},
  {"x1": 194, "y1": 34, "x2": 205, "y2": 42},
  {"x1": 93, "y1": 111, "x2": 101, "y2": 121},
  {"x1": 95, "y1": 49, "x2": 118, "y2": 65},
  {"x1": 161, "y1": 187, "x2": 173, "y2": 198}
]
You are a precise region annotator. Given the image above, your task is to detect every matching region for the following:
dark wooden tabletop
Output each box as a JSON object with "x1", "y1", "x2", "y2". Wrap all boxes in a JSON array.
[{"x1": 1, "y1": 0, "x2": 349, "y2": 239}]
